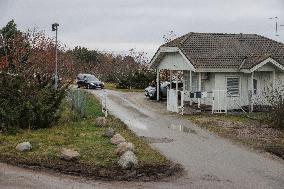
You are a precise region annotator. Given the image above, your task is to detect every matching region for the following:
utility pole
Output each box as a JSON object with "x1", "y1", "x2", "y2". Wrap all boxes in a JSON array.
[{"x1": 52, "y1": 23, "x2": 59, "y2": 89}]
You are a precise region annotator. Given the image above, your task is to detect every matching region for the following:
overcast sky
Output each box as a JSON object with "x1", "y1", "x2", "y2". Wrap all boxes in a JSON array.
[{"x1": 1, "y1": 0, "x2": 284, "y2": 57}]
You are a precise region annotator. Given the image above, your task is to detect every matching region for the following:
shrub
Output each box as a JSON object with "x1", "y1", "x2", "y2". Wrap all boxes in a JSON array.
[
  {"x1": 117, "y1": 69, "x2": 156, "y2": 89},
  {"x1": 264, "y1": 84, "x2": 284, "y2": 129},
  {"x1": 0, "y1": 72, "x2": 67, "y2": 133}
]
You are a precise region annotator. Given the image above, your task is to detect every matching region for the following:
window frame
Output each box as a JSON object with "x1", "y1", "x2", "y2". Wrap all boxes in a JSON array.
[
  {"x1": 226, "y1": 76, "x2": 240, "y2": 97},
  {"x1": 253, "y1": 79, "x2": 257, "y2": 95}
]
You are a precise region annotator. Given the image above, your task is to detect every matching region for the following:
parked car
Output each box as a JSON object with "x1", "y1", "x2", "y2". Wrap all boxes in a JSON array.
[
  {"x1": 145, "y1": 82, "x2": 170, "y2": 99},
  {"x1": 145, "y1": 81, "x2": 184, "y2": 100},
  {"x1": 76, "y1": 73, "x2": 104, "y2": 89}
]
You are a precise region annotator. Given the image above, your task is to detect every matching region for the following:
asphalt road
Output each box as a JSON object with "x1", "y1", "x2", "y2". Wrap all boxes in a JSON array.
[{"x1": 1, "y1": 89, "x2": 283, "y2": 189}]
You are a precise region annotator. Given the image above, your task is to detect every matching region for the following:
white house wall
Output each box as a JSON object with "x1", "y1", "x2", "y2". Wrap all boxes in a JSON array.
[
  {"x1": 157, "y1": 52, "x2": 193, "y2": 70},
  {"x1": 213, "y1": 73, "x2": 249, "y2": 109}
]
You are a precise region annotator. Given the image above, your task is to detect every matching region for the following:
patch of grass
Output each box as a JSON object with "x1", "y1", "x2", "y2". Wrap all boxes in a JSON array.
[
  {"x1": 186, "y1": 113, "x2": 284, "y2": 159},
  {"x1": 187, "y1": 113, "x2": 254, "y2": 124},
  {"x1": 0, "y1": 91, "x2": 174, "y2": 180},
  {"x1": 105, "y1": 83, "x2": 145, "y2": 92}
]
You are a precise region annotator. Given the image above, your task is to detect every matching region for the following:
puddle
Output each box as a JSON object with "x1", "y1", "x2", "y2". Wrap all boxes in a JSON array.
[
  {"x1": 125, "y1": 119, "x2": 148, "y2": 130},
  {"x1": 168, "y1": 124, "x2": 197, "y2": 134},
  {"x1": 201, "y1": 174, "x2": 233, "y2": 183},
  {"x1": 140, "y1": 136, "x2": 174, "y2": 143}
]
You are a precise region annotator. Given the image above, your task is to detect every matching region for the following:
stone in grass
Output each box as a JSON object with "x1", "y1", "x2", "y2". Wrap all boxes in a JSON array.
[
  {"x1": 111, "y1": 134, "x2": 126, "y2": 145},
  {"x1": 115, "y1": 142, "x2": 134, "y2": 156},
  {"x1": 16, "y1": 142, "x2": 32, "y2": 152},
  {"x1": 95, "y1": 117, "x2": 107, "y2": 127},
  {"x1": 60, "y1": 148, "x2": 80, "y2": 161},
  {"x1": 103, "y1": 127, "x2": 115, "y2": 138},
  {"x1": 118, "y1": 150, "x2": 138, "y2": 170}
]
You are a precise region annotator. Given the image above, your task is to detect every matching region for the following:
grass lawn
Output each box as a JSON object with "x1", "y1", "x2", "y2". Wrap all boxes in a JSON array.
[
  {"x1": 0, "y1": 90, "x2": 179, "y2": 180},
  {"x1": 104, "y1": 83, "x2": 145, "y2": 92},
  {"x1": 186, "y1": 113, "x2": 284, "y2": 159}
]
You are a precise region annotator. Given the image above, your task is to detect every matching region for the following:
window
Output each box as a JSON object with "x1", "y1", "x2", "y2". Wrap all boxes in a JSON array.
[
  {"x1": 253, "y1": 79, "x2": 257, "y2": 95},
  {"x1": 227, "y1": 77, "x2": 240, "y2": 96}
]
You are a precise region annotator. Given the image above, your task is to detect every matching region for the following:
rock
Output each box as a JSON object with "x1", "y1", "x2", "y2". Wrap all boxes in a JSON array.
[
  {"x1": 16, "y1": 142, "x2": 32, "y2": 152},
  {"x1": 60, "y1": 148, "x2": 80, "y2": 161},
  {"x1": 95, "y1": 117, "x2": 107, "y2": 127},
  {"x1": 103, "y1": 127, "x2": 115, "y2": 138},
  {"x1": 115, "y1": 142, "x2": 134, "y2": 156},
  {"x1": 110, "y1": 134, "x2": 126, "y2": 145},
  {"x1": 118, "y1": 151, "x2": 138, "y2": 169}
]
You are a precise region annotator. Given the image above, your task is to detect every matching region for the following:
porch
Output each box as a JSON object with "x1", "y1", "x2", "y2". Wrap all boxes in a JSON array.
[{"x1": 156, "y1": 69, "x2": 229, "y2": 114}]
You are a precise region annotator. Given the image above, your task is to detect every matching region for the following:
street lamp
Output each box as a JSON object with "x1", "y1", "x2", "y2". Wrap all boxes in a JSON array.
[{"x1": 52, "y1": 22, "x2": 59, "y2": 89}]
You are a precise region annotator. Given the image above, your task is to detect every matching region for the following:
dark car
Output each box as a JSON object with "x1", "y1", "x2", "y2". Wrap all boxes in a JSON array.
[
  {"x1": 145, "y1": 81, "x2": 183, "y2": 100},
  {"x1": 145, "y1": 82, "x2": 170, "y2": 99},
  {"x1": 76, "y1": 74, "x2": 104, "y2": 89}
]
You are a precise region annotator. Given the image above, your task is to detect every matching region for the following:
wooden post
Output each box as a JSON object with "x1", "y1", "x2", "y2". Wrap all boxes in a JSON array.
[
  {"x1": 250, "y1": 72, "x2": 254, "y2": 112},
  {"x1": 157, "y1": 69, "x2": 160, "y2": 101},
  {"x1": 198, "y1": 72, "x2": 201, "y2": 108}
]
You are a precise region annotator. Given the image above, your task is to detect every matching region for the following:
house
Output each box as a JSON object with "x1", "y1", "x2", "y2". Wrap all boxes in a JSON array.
[{"x1": 150, "y1": 32, "x2": 284, "y2": 114}]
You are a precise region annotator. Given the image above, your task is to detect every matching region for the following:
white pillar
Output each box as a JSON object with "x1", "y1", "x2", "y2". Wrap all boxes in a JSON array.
[
  {"x1": 189, "y1": 70, "x2": 192, "y2": 105},
  {"x1": 250, "y1": 72, "x2": 254, "y2": 112},
  {"x1": 189, "y1": 71, "x2": 192, "y2": 91},
  {"x1": 170, "y1": 70, "x2": 172, "y2": 89},
  {"x1": 198, "y1": 72, "x2": 201, "y2": 108},
  {"x1": 156, "y1": 69, "x2": 160, "y2": 101},
  {"x1": 272, "y1": 70, "x2": 276, "y2": 89},
  {"x1": 182, "y1": 70, "x2": 185, "y2": 91},
  {"x1": 176, "y1": 72, "x2": 178, "y2": 91}
]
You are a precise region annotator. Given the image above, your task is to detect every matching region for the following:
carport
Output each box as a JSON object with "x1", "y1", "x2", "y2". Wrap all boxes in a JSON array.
[{"x1": 151, "y1": 47, "x2": 203, "y2": 114}]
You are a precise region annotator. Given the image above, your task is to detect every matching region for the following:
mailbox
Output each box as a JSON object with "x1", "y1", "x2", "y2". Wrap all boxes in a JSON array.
[{"x1": 195, "y1": 91, "x2": 202, "y2": 98}]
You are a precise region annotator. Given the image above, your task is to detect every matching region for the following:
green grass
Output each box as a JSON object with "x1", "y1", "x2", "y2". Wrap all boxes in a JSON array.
[
  {"x1": 104, "y1": 83, "x2": 145, "y2": 92},
  {"x1": 0, "y1": 90, "x2": 169, "y2": 170}
]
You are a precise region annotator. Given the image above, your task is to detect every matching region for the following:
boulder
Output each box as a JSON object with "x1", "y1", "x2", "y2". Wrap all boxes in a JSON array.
[
  {"x1": 118, "y1": 151, "x2": 138, "y2": 169},
  {"x1": 110, "y1": 134, "x2": 126, "y2": 145},
  {"x1": 60, "y1": 148, "x2": 80, "y2": 161},
  {"x1": 16, "y1": 142, "x2": 32, "y2": 152},
  {"x1": 115, "y1": 142, "x2": 134, "y2": 156},
  {"x1": 95, "y1": 117, "x2": 107, "y2": 127},
  {"x1": 103, "y1": 127, "x2": 115, "y2": 138}
]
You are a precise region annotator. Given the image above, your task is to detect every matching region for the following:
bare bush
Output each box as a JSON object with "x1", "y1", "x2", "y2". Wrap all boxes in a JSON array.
[{"x1": 262, "y1": 82, "x2": 284, "y2": 129}]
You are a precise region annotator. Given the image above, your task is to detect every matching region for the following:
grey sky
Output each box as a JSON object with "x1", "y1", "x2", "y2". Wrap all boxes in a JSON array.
[{"x1": 1, "y1": 0, "x2": 284, "y2": 57}]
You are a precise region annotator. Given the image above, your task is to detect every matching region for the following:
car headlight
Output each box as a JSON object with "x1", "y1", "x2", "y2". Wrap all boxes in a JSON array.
[{"x1": 90, "y1": 83, "x2": 95, "y2": 85}]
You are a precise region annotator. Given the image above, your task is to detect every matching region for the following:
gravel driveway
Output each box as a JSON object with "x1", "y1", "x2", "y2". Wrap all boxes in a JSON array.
[{"x1": 1, "y1": 90, "x2": 283, "y2": 189}]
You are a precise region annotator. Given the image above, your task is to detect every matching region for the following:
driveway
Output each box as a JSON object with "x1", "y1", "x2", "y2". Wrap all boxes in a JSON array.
[
  {"x1": 1, "y1": 90, "x2": 283, "y2": 189},
  {"x1": 90, "y1": 90, "x2": 284, "y2": 189}
]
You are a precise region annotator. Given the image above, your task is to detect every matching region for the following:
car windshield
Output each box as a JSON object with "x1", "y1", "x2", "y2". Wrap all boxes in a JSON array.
[{"x1": 86, "y1": 75, "x2": 99, "y2": 82}]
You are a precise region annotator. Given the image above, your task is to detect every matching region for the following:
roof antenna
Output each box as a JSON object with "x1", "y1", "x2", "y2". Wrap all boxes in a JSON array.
[{"x1": 269, "y1": 16, "x2": 279, "y2": 36}]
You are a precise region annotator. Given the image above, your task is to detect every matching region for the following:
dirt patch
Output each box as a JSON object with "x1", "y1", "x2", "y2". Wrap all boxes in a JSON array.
[
  {"x1": 188, "y1": 114, "x2": 284, "y2": 160},
  {"x1": 0, "y1": 155, "x2": 183, "y2": 181}
]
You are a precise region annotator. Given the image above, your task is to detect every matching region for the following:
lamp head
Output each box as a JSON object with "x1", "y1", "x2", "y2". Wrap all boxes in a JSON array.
[{"x1": 52, "y1": 23, "x2": 59, "y2": 31}]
